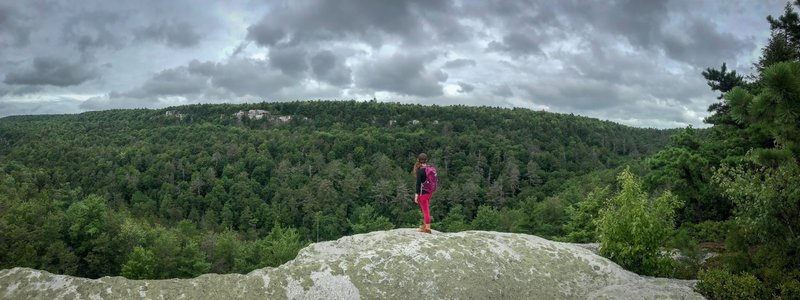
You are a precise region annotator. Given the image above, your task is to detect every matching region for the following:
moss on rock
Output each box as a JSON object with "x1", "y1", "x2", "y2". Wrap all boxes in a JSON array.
[{"x1": 0, "y1": 229, "x2": 703, "y2": 299}]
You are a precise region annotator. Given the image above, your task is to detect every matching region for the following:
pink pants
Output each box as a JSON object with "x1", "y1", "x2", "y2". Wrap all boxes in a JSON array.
[{"x1": 418, "y1": 194, "x2": 432, "y2": 224}]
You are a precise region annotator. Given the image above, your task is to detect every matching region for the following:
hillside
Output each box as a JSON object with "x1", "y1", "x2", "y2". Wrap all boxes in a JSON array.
[
  {"x1": 0, "y1": 101, "x2": 675, "y2": 279},
  {"x1": 0, "y1": 229, "x2": 703, "y2": 299}
]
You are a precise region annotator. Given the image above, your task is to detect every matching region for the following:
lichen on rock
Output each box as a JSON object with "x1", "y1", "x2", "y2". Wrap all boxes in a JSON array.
[{"x1": 0, "y1": 229, "x2": 704, "y2": 299}]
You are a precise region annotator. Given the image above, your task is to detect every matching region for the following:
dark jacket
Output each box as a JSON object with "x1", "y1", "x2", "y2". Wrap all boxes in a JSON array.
[{"x1": 415, "y1": 166, "x2": 428, "y2": 195}]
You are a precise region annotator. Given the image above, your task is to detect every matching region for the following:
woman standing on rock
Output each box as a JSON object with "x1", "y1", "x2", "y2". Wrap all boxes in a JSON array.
[{"x1": 413, "y1": 153, "x2": 437, "y2": 234}]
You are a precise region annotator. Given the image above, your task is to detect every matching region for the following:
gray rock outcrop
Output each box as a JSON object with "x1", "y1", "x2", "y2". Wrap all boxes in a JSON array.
[{"x1": 0, "y1": 229, "x2": 704, "y2": 299}]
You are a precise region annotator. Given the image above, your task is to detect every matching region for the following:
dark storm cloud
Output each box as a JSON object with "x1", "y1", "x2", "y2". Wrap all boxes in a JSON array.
[
  {"x1": 134, "y1": 67, "x2": 208, "y2": 96},
  {"x1": 209, "y1": 59, "x2": 296, "y2": 97},
  {"x1": 521, "y1": 78, "x2": 623, "y2": 111},
  {"x1": 466, "y1": 0, "x2": 753, "y2": 68},
  {"x1": 116, "y1": 58, "x2": 296, "y2": 103},
  {"x1": 562, "y1": 0, "x2": 753, "y2": 67},
  {"x1": 581, "y1": 0, "x2": 670, "y2": 49},
  {"x1": 0, "y1": 84, "x2": 42, "y2": 97},
  {"x1": 3, "y1": 57, "x2": 98, "y2": 87},
  {"x1": 247, "y1": 0, "x2": 463, "y2": 48},
  {"x1": 311, "y1": 50, "x2": 352, "y2": 86},
  {"x1": 457, "y1": 82, "x2": 475, "y2": 93},
  {"x1": 9, "y1": 86, "x2": 42, "y2": 96},
  {"x1": 135, "y1": 20, "x2": 202, "y2": 48},
  {"x1": 0, "y1": 0, "x2": 781, "y2": 128},
  {"x1": 356, "y1": 53, "x2": 447, "y2": 97},
  {"x1": 62, "y1": 10, "x2": 126, "y2": 53},
  {"x1": 269, "y1": 45, "x2": 309, "y2": 76},
  {"x1": 246, "y1": 26, "x2": 286, "y2": 47},
  {"x1": 487, "y1": 31, "x2": 545, "y2": 58},
  {"x1": 443, "y1": 59, "x2": 476, "y2": 69},
  {"x1": 0, "y1": 4, "x2": 33, "y2": 48},
  {"x1": 662, "y1": 19, "x2": 750, "y2": 67}
]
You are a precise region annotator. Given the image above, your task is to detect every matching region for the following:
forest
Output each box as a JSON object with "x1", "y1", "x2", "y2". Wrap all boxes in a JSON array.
[
  {"x1": 1, "y1": 2, "x2": 800, "y2": 299},
  {"x1": 0, "y1": 98, "x2": 672, "y2": 279}
]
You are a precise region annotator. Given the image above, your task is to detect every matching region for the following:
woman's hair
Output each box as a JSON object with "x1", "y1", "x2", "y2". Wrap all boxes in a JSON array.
[{"x1": 412, "y1": 153, "x2": 428, "y2": 175}]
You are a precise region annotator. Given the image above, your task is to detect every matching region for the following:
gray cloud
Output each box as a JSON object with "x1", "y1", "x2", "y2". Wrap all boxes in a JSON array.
[
  {"x1": 0, "y1": 98, "x2": 83, "y2": 118},
  {"x1": 246, "y1": 26, "x2": 286, "y2": 47},
  {"x1": 135, "y1": 67, "x2": 208, "y2": 96},
  {"x1": 662, "y1": 19, "x2": 751, "y2": 67},
  {"x1": 311, "y1": 50, "x2": 352, "y2": 86},
  {"x1": 521, "y1": 78, "x2": 623, "y2": 111},
  {"x1": 0, "y1": 4, "x2": 33, "y2": 48},
  {"x1": 356, "y1": 53, "x2": 447, "y2": 97},
  {"x1": 492, "y1": 85, "x2": 513, "y2": 98},
  {"x1": 443, "y1": 59, "x2": 476, "y2": 69},
  {"x1": 136, "y1": 20, "x2": 202, "y2": 48},
  {"x1": 246, "y1": 0, "x2": 463, "y2": 48},
  {"x1": 62, "y1": 10, "x2": 125, "y2": 53},
  {"x1": 457, "y1": 82, "x2": 475, "y2": 93},
  {"x1": 269, "y1": 45, "x2": 309, "y2": 76},
  {"x1": 567, "y1": 0, "x2": 752, "y2": 67},
  {"x1": 79, "y1": 91, "x2": 160, "y2": 110},
  {"x1": 0, "y1": 0, "x2": 783, "y2": 128},
  {"x1": 4, "y1": 57, "x2": 98, "y2": 87},
  {"x1": 115, "y1": 58, "x2": 296, "y2": 102},
  {"x1": 209, "y1": 59, "x2": 295, "y2": 97},
  {"x1": 487, "y1": 31, "x2": 547, "y2": 58}
]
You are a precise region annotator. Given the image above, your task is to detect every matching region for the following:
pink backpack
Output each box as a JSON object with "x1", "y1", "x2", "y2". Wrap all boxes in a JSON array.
[{"x1": 422, "y1": 165, "x2": 438, "y2": 194}]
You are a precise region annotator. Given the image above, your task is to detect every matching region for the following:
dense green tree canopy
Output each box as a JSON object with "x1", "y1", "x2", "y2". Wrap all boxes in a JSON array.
[{"x1": 0, "y1": 101, "x2": 671, "y2": 279}]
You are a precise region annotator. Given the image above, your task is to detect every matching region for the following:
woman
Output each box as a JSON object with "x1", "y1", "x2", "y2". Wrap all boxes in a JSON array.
[{"x1": 413, "y1": 153, "x2": 432, "y2": 234}]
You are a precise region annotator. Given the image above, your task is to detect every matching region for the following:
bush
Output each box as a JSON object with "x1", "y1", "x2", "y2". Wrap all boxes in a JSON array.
[
  {"x1": 690, "y1": 220, "x2": 734, "y2": 243},
  {"x1": 665, "y1": 229, "x2": 702, "y2": 279},
  {"x1": 778, "y1": 279, "x2": 800, "y2": 299},
  {"x1": 597, "y1": 167, "x2": 683, "y2": 276},
  {"x1": 697, "y1": 269, "x2": 767, "y2": 300}
]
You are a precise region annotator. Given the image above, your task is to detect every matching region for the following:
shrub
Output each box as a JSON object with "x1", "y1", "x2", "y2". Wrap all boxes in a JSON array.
[
  {"x1": 597, "y1": 167, "x2": 683, "y2": 276},
  {"x1": 778, "y1": 279, "x2": 800, "y2": 299},
  {"x1": 690, "y1": 220, "x2": 734, "y2": 243},
  {"x1": 697, "y1": 269, "x2": 767, "y2": 300},
  {"x1": 665, "y1": 229, "x2": 702, "y2": 279}
]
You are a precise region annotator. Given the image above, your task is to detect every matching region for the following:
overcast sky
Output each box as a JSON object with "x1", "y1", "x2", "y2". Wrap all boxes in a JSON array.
[{"x1": 0, "y1": 0, "x2": 787, "y2": 128}]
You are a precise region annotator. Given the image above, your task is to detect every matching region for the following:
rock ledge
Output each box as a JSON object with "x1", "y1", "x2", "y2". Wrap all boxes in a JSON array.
[{"x1": 0, "y1": 229, "x2": 704, "y2": 299}]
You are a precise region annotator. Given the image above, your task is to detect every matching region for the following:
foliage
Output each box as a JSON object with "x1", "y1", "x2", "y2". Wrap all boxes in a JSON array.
[
  {"x1": 684, "y1": 220, "x2": 735, "y2": 243},
  {"x1": 470, "y1": 205, "x2": 503, "y2": 231},
  {"x1": 664, "y1": 228, "x2": 703, "y2": 279},
  {"x1": 437, "y1": 204, "x2": 470, "y2": 232},
  {"x1": 0, "y1": 100, "x2": 674, "y2": 278},
  {"x1": 562, "y1": 186, "x2": 611, "y2": 243},
  {"x1": 645, "y1": 128, "x2": 730, "y2": 223},
  {"x1": 121, "y1": 246, "x2": 156, "y2": 279},
  {"x1": 350, "y1": 204, "x2": 395, "y2": 234},
  {"x1": 697, "y1": 269, "x2": 768, "y2": 300},
  {"x1": 714, "y1": 158, "x2": 800, "y2": 247},
  {"x1": 258, "y1": 224, "x2": 307, "y2": 268},
  {"x1": 597, "y1": 168, "x2": 683, "y2": 276}
]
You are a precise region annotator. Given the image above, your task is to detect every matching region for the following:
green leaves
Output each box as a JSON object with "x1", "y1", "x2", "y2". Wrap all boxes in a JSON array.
[
  {"x1": 121, "y1": 246, "x2": 156, "y2": 279},
  {"x1": 0, "y1": 101, "x2": 676, "y2": 279},
  {"x1": 597, "y1": 167, "x2": 683, "y2": 276},
  {"x1": 350, "y1": 204, "x2": 394, "y2": 234},
  {"x1": 563, "y1": 186, "x2": 610, "y2": 243},
  {"x1": 714, "y1": 157, "x2": 800, "y2": 246}
]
